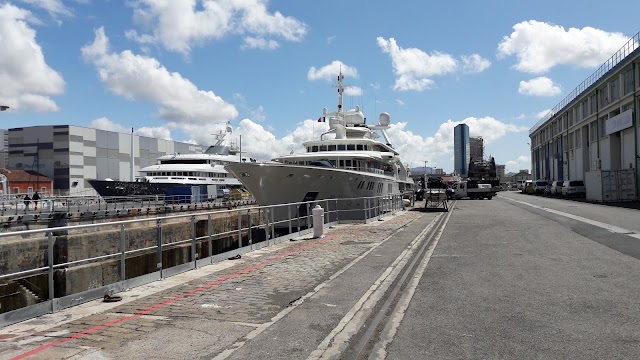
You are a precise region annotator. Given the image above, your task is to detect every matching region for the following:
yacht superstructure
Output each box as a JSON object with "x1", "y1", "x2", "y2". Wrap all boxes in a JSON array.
[{"x1": 225, "y1": 72, "x2": 413, "y2": 224}]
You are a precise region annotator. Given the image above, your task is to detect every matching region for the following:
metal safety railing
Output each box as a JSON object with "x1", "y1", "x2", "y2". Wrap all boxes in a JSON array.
[
  {"x1": 0, "y1": 193, "x2": 255, "y2": 217},
  {"x1": 0, "y1": 194, "x2": 405, "y2": 328},
  {"x1": 530, "y1": 30, "x2": 640, "y2": 135}
]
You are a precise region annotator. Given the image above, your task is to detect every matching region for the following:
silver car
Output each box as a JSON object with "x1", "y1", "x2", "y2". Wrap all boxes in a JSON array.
[
  {"x1": 561, "y1": 180, "x2": 586, "y2": 197},
  {"x1": 550, "y1": 181, "x2": 564, "y2": 196}
]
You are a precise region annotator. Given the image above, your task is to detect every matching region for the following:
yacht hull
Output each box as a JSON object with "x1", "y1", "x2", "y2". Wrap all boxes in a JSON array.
[{"x1": 226, "y1": 163, "x2": 404, "y2": 227}]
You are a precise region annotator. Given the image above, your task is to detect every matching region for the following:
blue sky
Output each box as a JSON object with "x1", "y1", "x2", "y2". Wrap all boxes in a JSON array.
[{"x1": 1, "y1": 0, "x2": 639, "y2": 173}]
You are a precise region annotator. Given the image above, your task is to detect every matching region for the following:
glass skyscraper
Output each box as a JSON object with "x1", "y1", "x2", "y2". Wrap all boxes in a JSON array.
[{"x1": 454, "y1": 124, "x2": 470, "y2": 176}]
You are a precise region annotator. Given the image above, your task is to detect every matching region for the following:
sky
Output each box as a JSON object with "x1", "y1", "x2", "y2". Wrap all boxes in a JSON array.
[{"x1": 1, "y1": 0, "x2": 640, "y2": 174}]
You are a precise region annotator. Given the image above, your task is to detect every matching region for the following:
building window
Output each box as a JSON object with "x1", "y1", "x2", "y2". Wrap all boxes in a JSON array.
[
  {"x1": 13, "y1": 187, "x2": 19, "y2": 194},
  {"x1": 590, "y1": 121, "x2": 597, "y2": 142},
  {"x1": 590, "y1": 93, "x2": 597, "y2": 114},
  {"x1": 582, "y1": 100, "x2": 589, "y2": 119},
  {"x1": 568, "y1": 109, "x2": 574, "y2": 127},
  {"x1": 575, "y1": 128, "x2": 581, "y2": 148},
  {"x1": 27, "y1": 187, "x2": 33, "y2": 194},
  {"x1": 599, "y1": 87, "x2": 609, "y2": 107},
  {"x1": 569, "y1": 131, "x2": 574, "y2": 149},
  {"x1": 599, "y1": 115, "x2": 608, "y2": 139},
  {"x1": 623, "y1": 69, "x2": 634, "y2": 95},
  {"x1": 610, "y1": 77, "x2": 620, "y2": 102}
]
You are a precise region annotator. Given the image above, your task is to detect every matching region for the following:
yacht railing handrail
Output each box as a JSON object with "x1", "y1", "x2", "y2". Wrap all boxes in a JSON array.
[{"x1": 529, "y1": 30, "x2": 640, "y2": 135}]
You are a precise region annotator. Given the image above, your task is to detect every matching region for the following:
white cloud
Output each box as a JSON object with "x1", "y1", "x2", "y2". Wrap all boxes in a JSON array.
[
  {"x1": 396, "y1": 99, "x2": 405, "y2": 106},
  {"x1": 370, "y1": 82, "x2": 381, "y2": 90},
  {"x1": 326, "y1": 36, "x2": 335, "y2": 45},
  {"x1": 461, "y1": 54, "x2": 491, "y2": 73},
  {"x1": 344, "y1": 86, "x2": 362, "y2": 97},
  {"x1": 518, "y1": 77, "x2": 561, "y2": 96},
  {"x1": 216, "y1": 116, "x2": 528, "y2": 172},
  {"x1": 91, "y1": 117, "x2": 172, "y2": 140},
  {"x1": 251, "y1": 105, "x2": 266, "y2": 122},
  {"x1": 498, "y1": 20, "x2": 632, "y2": 74},
  {"x1": 136, "y1": 126, "x2": 172, "y2": 140},
  {"x1": 126, "y1": 0, "x2": 307, "y2": 55},
  {"x1": 386, "y1": 117, "x2": 528, "y2": 170},
  {"x1": 307, "y1": 60, "x2": 358, "y2": 81},
  {"x1": 82, "y1": 27, "x2": 238, "y2": 130},
  {"x1": 18, "y1": 0, "x2": 72, "y2": 18},
  {"x1": 506, "y1": 155, "x2": 531, "y2": 173},
  {"x1": 0, "y1": 4, "x2": 65, "y2": 112},
  {"x1": 377, "y1": 37, "x2": 458, "y2": 92},
  {"x1": 241, "y1": 36, "x2": 279, "y2": 50},
  {"x1": 537, "y1": 109, "x2": 552, "y2": 119},
  {"x1": 90, "y1": 117, "x2": 131, "y2": 133}
]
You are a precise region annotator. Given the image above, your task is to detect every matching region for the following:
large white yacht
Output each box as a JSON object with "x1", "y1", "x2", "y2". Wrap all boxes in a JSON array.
[
  {"x1": 225, "y1": 72, "x2": 413, "y2": 224},
  {"x1": 89, "y1": 125, "x2": 244, "y2": 198}
]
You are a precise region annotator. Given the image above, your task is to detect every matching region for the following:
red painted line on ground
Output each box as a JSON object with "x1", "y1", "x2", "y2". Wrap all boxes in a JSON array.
[{"x1": 11, "y1": 234, "x2": 336, "y2": 360}]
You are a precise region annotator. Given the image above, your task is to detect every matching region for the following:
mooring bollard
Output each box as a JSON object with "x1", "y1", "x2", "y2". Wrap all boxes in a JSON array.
[{"x1": 312, "y1": 204, "x2": 324, "y2": 238}]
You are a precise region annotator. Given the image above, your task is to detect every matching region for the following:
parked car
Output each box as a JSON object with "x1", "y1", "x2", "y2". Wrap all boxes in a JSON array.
[
  {"x1": 562, "y1": 180, "x2": 586, "y2": 197},
  {"x1": 532, "y1": 180, "x2": 548, "y2": 194},
  {"x1": 521, "y1": 180, "x2": 533, "y2": 194},
  {"x1": 550, "y1": 181, "x2": 564, "y2": 196}
]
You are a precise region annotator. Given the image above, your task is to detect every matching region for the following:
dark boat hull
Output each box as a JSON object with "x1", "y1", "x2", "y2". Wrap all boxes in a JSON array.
[{"x1": 88, "y1": 179, "x2": 176, "y2": 197}]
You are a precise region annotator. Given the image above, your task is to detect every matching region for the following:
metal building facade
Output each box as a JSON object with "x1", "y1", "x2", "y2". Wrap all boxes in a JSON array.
[
  {"x1": 529, "y1": 31, "x2": 640, "y2": 200},
  {"x1": 7, "y1": 125, "x2": 204, "y2": 196}
]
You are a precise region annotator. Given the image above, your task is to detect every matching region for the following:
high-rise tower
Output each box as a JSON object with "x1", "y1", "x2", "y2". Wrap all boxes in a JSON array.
[{"x1": 454, "y1": 124, "x2": 470, "y2": 176}]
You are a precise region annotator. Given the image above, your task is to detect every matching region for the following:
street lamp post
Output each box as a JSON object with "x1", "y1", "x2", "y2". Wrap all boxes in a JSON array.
[{"x1": 423, "y1": 160, "x2": 428, "y2": 186}]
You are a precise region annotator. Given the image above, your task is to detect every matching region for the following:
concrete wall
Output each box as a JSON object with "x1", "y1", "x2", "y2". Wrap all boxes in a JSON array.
[{"x1": 0, "y1": 210, "x2": 264, "y2": 306}]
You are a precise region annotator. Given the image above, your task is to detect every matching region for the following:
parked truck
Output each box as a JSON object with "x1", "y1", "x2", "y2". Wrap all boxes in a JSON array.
[{"x1": 450, "y1": 180, "x2": 497, "y2": 200}]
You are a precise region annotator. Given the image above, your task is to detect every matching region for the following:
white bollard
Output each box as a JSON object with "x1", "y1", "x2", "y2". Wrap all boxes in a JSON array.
[{"x1": 312, "y1": 204, "x2": 324, "y2": 238}]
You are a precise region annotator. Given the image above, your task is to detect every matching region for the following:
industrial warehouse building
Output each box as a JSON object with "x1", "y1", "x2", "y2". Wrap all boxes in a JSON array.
[
  {"x1": 529, "y1": 32, "x2": 639, "y2": 201},
  {"x1": 6, "y1": 125, "x2": 204, "y2": 196}
]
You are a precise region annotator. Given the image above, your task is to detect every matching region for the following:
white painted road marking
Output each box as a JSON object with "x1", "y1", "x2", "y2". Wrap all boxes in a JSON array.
[
  {"x1": 307, "y1": 212, "x2": 446, "y2": 360},
  {"x1": 501, "y1": 196, "x2": 640, "y2": 240}
]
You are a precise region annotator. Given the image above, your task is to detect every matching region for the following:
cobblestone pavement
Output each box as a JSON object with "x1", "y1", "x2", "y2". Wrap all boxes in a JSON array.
[{"x1": 1, "y1": 208, "x2": 431, "y2": 360}]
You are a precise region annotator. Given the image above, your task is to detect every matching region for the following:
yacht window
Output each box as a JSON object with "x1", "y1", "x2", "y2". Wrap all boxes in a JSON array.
[
  {"x1": 339, "y1": 160, "x2": 344, "y2": 167},
  {"x1": 364, "y1": 145, "x2": 368, "y2": 151},
  {"x1": 328, "y1": 145, "x2": 337, "y2": 151},
  {"x1": 347, "y1": 144, "x2": 356, "y2": 151},
  {"x1": 357, "y1": 145, "x2": 363, "y2": 150},
  {"x1": 312, "y1": 146, "x2": 319, "y2": 152},
  {"x1": 329, "y1": 160, "x2": 336, "y2": 166},
  {"x1": 345, "y1": 160, "x2": 352, "y2": 167},
  {"x1": 338, "y1": 144, "x2": 346, "y2": 151},
  {"x1": 320, "y1": 145, "x2": 328, "y2": 151}
]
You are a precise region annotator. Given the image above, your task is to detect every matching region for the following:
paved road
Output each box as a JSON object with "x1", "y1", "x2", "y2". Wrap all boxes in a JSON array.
[{"x1": 1, "y1": 195, "x2": 639, "y2": 359}]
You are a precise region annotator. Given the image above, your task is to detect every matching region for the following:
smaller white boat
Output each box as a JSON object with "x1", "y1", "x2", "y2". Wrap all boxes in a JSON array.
[{"x1": 89, "y1": 124, "x2": 245, "y2": 199}]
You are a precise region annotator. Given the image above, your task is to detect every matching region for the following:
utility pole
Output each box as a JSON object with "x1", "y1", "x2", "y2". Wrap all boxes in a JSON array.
[{"x1": 423, "y1": 160, "x2": 428, "y2": 186}]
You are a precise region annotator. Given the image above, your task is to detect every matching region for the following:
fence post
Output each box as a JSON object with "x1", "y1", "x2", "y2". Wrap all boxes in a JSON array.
[
  {"x1": 207, "y1": 214, "x2": 213, "y2": 262},
  {"x1": 156, "y1": 218, "x2": 163, "y2": 278},
  {"x1": 270, "y1": 207, "x2": 275, "y2": 242},
  {"x1": 237, "y1": 209, "x2": 242, "y2": 250},
  {"x1": 325, "y1": 199, "x2": 329, "y2": 224},
  {"x1": 48, "y1": 231, "x2": 54, "y2": 312},
  {"x1": 288, "y1": 205, "x2": 292, "y2": 235},
  {"x1": 306, "y1": 203, "x2": 311, "y2": 230},
  {"x1": 191, "y1": 215, "x2": 197, "y2": 267},
  {"x1": 248, "y1": 209, "x2": 252, "y2": 247},
  {"x1": 120, "y1": 224, "x2": 126, "y2": 282},
  {"x1": 263, "y1": 208, "x2": 269, "y2": 247}
]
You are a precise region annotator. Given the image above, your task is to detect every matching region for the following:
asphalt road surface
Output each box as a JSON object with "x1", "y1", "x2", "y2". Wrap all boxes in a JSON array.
[{"x1": 2, "y1": 193, "x2": 640, "y2": 359}]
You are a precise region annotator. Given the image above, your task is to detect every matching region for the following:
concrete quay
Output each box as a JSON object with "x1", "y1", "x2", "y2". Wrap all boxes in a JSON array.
[{"x1": 2, "y1": 194, "x2": 640, "y2": 359}]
